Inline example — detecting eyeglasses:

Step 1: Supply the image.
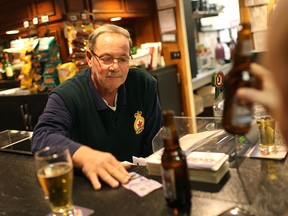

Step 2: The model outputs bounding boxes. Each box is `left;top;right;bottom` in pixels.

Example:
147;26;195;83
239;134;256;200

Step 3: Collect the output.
90;50;131;67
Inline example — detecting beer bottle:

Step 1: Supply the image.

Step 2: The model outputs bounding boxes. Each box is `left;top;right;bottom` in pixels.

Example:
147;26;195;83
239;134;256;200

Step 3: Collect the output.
222;23;259;134
161;110;191;215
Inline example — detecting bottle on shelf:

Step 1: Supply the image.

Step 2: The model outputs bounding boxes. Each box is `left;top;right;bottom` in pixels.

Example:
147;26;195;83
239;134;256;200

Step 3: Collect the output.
215;37;225;64
0;53;6;80
3;53;14;80
222;23;260;134
223;42;232;63
161;110;191;215
199;0;208;11
229;31;236;61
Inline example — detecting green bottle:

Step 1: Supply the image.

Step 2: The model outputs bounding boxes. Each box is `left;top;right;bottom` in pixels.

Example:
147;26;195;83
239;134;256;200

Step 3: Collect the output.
4;53;14;80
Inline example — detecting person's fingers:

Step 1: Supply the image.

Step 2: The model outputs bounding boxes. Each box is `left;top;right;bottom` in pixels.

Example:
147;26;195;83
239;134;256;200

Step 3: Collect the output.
97;168;120;188
86;171;102;190
107;157;130;179
237;88;271;108
105;162;130;183
121;161;131;170
250;63;271;78
82;169;101;190
111;165;130;184
115;163;130;175
77;150;132;190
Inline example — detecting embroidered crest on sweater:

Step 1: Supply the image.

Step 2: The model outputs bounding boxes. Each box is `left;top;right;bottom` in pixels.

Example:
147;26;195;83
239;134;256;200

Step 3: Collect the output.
134;111;145;134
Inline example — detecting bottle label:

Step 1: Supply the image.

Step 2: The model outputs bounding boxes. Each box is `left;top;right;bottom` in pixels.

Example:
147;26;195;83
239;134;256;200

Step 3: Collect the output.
231;95;252;126
161;168;177;200
5;66;13;78
241;39;252;56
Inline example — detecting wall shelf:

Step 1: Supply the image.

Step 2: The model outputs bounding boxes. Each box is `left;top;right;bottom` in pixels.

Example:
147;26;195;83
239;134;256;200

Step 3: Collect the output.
192;11;218;19
192;11;219;33
192;63;231;90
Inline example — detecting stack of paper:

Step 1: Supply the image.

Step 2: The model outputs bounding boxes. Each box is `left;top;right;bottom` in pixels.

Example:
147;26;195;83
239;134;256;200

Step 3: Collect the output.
146;130;230;184
146;151;229;184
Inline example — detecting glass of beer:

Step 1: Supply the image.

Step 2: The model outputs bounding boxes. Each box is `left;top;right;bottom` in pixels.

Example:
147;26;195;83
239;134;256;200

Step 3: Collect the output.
35;146;76;216
253;104;276;155
256;116;276;155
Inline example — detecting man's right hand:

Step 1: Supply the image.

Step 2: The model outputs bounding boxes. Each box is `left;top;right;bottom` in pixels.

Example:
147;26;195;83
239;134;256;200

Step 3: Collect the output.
72;146;131;190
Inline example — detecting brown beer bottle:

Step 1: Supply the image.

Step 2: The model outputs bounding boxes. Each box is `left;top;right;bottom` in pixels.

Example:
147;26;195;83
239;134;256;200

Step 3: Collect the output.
161;110;191;215
222;23;259;134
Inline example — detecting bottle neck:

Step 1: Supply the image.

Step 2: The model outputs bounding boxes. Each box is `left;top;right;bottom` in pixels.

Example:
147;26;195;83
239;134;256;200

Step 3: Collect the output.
162;127;181;150
231;23;252;59
232;38;252;67
4;54;10;64
162;110;181;150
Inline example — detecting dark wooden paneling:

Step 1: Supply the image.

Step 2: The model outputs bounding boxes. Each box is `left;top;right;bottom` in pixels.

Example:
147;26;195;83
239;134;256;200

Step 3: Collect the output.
0;0;64;38
0;0;32;29
32;0;63;22
91;0;125;13
33;0;56;16
64;0;88;13
124;0;151;12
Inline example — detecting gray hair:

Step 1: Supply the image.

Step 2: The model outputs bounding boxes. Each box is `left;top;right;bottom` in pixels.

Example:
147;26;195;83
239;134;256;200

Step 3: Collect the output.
88;24;133;52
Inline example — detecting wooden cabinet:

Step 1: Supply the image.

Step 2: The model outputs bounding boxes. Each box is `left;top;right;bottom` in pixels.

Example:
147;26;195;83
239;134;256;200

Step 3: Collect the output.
64;0;89;13
0;0;63;38
0;0;32;32
125;0;152;13
91;0;125;13
64;0;152;16
31;0;63;23
0;0;66;60
90;0;151;19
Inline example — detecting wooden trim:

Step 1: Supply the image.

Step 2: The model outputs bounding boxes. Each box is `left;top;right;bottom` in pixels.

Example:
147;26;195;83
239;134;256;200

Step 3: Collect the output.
174;0;197;131
238;0;250;23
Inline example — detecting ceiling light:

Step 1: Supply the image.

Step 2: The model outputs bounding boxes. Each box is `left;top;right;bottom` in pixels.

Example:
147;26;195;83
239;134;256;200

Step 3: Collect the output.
110;17;122;22
6;30;19;35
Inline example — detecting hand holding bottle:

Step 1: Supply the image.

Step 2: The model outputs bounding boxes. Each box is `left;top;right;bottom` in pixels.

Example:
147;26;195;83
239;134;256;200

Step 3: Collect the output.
222;23;259;134
237;63;280;122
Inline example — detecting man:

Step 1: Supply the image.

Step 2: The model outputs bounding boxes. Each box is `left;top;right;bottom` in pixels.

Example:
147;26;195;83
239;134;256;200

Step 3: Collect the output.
32;24;162;190
237;0;288;144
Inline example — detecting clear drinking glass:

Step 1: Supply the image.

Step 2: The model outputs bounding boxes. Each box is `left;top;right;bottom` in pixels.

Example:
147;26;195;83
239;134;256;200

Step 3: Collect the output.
253;104;276;155
35;146;76;216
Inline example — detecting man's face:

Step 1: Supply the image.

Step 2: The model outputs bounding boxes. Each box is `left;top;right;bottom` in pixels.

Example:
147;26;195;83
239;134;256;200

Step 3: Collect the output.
87;32;130;94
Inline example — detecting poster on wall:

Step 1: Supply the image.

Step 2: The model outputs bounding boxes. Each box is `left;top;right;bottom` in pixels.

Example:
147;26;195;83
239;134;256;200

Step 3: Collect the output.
156;0;176;10
158;8;177;33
